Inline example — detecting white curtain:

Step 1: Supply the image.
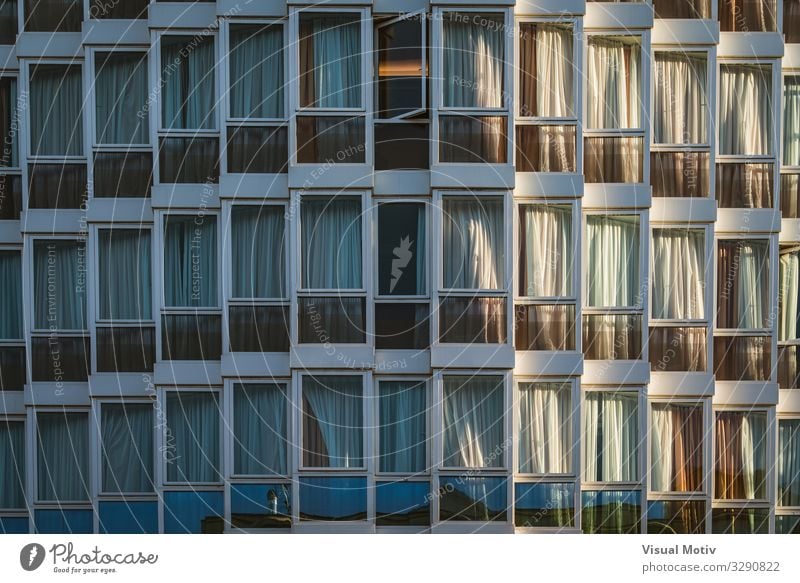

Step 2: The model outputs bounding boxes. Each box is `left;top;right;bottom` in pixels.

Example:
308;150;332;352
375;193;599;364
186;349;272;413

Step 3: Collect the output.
33;240;86;330
166;392;220;483
442;376;504;468
301;197;361;289
233;383;287;475
586;37;641;129
231;206;285;298
720;64;772;155
300;15;361;108
98;229;151;320
651;228;705;319
518;383;572;474
443;13;504;108
653;52;707;144
778;420;800;507
95;52;149;144
650;404;703;492
302;376;363;468
715;411;767;500
101;403;153;493
161;35;215;130
519;23;573;117
443;198;504;289
784;76;800;166
0;251;22;339
587;215;640;307
717;240;770;329
582;392;638;482
0;422;25;508
519;204;572;297
164;216;217;307
780;250;800;341
229;24;284;118
29;64;83;156
36;412;89;501
379;381;426;473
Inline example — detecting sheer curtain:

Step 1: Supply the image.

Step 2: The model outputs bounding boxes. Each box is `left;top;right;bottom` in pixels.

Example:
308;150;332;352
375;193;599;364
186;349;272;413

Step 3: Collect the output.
653;53;707;144
233;383;287;475
715;412;767;499
37;412;89;501
379;381;426;473
302;197;361;289
443;198;504;289
443;13;504;108
230;24;284;118
231;206;285;298
164;216;217;307
586;37;641;129
101;403;153;493
29;64;83;156
0;422;24;508
719;64;773;155
582;392;638;482
442;376;504;468
651;229;705;319
161;35;215;130
651;404;703;492
784;76;800;166
779;250;800;341
778;420;800;506
95;52;148;144
586;215;639;307
518;23;573;117
33;241;86;330
717;240;770;329
0;251;22;338
166;392;220;483
302;376;363;468
518;383;572;474
720;0;777;32
519;205;572;297
299;15;361;108
99;230;151;320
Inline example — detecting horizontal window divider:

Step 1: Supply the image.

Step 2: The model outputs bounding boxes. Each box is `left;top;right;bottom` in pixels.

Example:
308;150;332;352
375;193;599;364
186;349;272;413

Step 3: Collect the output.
780;167;800;173
157;130;219;137
778;340;800;346
226;119;287;126
0;340;25;345
161;485;224;491
713;329;772;336
378;109;428;122
96;320;156;326
584;130;645;137
161;308;222;314
28;157;86;163
295;108;366;115
716;155;776;162
711;500;771;507
31;330;88;336
514;297;577;303
296;291;367;296
297;469;368;474
228;298;289;304
373;118;429;125
513;473;576;480
651;144;710;151
97;492;157;499
437;470;510;476
92;144;152;151
375;296;429;301
648;491;708;500
439;110;509;116
33;502;93;508
229;475;291;481
649;319;708;326
515;118;578;125
439;289;510;296
0;168;21;172
583;307;643;314
579;483;644;491
374;474;431;480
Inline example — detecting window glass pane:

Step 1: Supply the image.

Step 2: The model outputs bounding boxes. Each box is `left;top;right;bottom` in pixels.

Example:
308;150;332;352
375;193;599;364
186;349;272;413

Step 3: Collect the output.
586;36;641;129
374;303;429;349
442;13;504;109
161;314;221;360
651;403;703;492
653;53;707;144
583;314;642;360
0;346;25;390
649;327;707;372
34;509;92;534
582;392;639;482
0;78;18;167
0;1;17;44
0;421;24;508
229;24;284;119
581;490;641;534
98;501;158;534
651;228;705;319
29;64;83;156
376;481;430;526
518;23;573;118
647;500;705;534
158;136;220;183
720;0;777;32
163;490;223;534
778;419;800;507
778;344;800;389
439;476;507;522
720;64;772;155
518;382;572;474
439;115;507;163
784;76;800;166
715;411;767;500
164;215;217;307
231;205;285;298
233;383;287;475
33;240;87;330
788;0;800;42
24;0;81;32
775;514;800;533
228;306;290;352
95;52;149;144
651;151;710;198
716;240;769;329
713;335;771;380
226;126;287;173
299;476;367;521
0;517;29;534
302;375;363;468
439;296;506;344
299;14;361;108
584;136;643;183
0;251;22;339
36;412;89;501
378;202;425;296
161;35;215;130
99;229;151;320
442;375;504;468
296;116;365;163
0;174;22;219
301;197;362;289
298;297;366;344
711;507;770;533
782;174;800;218
166;392;221;483
101;403;153;493
27;163;87;208
230;483;291;529
374;123;429;169
587;215;640;308
93;151;153;198
515;482;574;528
377;15;423;118
716;162;774;208
31;336;89;381
96;326;155;372
514;304;575;351
515;125;576;172
653;0;711;18
780;249;800;341
443;197;504;289
519;204;572;297
379;380;426;473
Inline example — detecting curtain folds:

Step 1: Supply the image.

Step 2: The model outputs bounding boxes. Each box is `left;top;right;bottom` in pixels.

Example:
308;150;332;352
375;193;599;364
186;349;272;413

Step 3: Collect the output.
299;15;361;108
161;36;215;130
101;403;153;493
519;204;572;297
29;65;83;156
33;240;87;330
0;251;22;338
784;76;800;166
0;422;25;508
443;198;504;289
587;36;641;129
301;197;362;289
715;411;767;500
443;376;504;468
231;206;285;298
379;381;426;473
443;13;504;108
586;215;640;307
518;23;573;117
716;240;770;329
302;376;363;468
582;392;639;482
164;216;217;307
166;392;220;483
233;383;287;475
37;412;89;501
518;383;572;474
719;64;772;155
778;420;800;507
95;52;149;144
651;229;705;319
779;250;800;341
651;404;703;492
653;52;707;144
98;229;152;320
230;24;284;118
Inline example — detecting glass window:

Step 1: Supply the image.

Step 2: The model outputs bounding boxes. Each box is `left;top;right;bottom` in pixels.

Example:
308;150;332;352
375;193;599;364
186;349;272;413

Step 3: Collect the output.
231;205;285;299
226;126;287;173
230;483;291;529
164;215;218;307
650;403;703;492
780;248;800;341
586;215;640;308
515;304;575;351
233;383;287;475
376;14;424;118
442;197;504;290
161;35;216;130
378;380;426;473
586;37;641;130
714;335;771;381
0;1;17;44
518;23;572;118
165;392;221;483
439;296;507;344
24;0;81;32
442;376;504;468
376;481;430;526
788;0;800;43
775;513;800;533
653;0;711;18
651;228;705;319
93;151;153;198
163;490;223;534
299;476;367;521
0;420;24;509
99;501;158;534
35;509;92;534
715;411;767;500
96;326;155;372
378;202;426;296
228;306;289;352
785;76;800;167
653;53;707;145
374;303;429;349
583;392;639;482
101;403;154;493
581;490;641;534
647;500;705;534
161;314;222;360
95;52;149;145
158;136;219;184
778;419;800;507
297;297;366;344
515;482;574;528
716;240;770;329
33;240;87;330
439;115;507;164
98;229;152;321
518;204;572;298
720;0;777;32
301;197;362;289
711;507;770;533
31;336;89;381
299;14;361;109
517;382;572;474
0;251;22;339
296;116;365;163
302;375;363;468
0;78;18;167
229;24;283;119
36;412;89;501
719;64;772;156
29;64;83;157
439;476;507;522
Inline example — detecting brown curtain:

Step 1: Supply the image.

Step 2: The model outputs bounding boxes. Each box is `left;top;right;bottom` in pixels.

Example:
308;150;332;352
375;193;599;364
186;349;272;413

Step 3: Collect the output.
440;296;506;343
440;116;507;164
716;163;774;208
649;327;707;372
781;174;800;218
778;345;800;389
515;304;575;350
302;394;329;467
715;412;767;500
515;125;576;172
582;313;642;360
672;406;703;491
651;151;709;197
713;335;771;380
787;0;800;42
298;17;315;107
584;136;643;183
518;23;537;117
720;0;777;32
653;0;712;18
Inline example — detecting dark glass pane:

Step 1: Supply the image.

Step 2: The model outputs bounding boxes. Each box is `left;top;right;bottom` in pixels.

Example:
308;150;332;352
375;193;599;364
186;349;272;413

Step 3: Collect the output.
226;126;288;173
299;477;367;521
439;116;507;164
778;345;800;389
647;500;706;534
96;326;155;372
713;335;771;381
716;163;774;208
375;123;429;169
296;117;365;163
775;514;800;533
515;483;575;528
376;481;431;526
159;137;219;184
0;346;25;390
711;507;770;533
31;336;89;381
230;483;291;529
584;137;644;183
438;477;507;522
93;151;153;198
515;304;575;350
649;327;708;372
654;0;712;18
24;0;81;32
0;174;22;219
98;501;158;534
0;517;28;533
378;202;425;295
28;163;87;209
228;305;290;352
298;297;366;344
582;314;642;360
720;0;777;32
581;490;641;534
377;15;423;117
651;151;710;197
163;491;224;534
515;125;576;172
788;0;800;43
439;296;507;343
34;509;92;534
161;314;222;360
375;303;429;349
781;174;800;218
0;1;17;43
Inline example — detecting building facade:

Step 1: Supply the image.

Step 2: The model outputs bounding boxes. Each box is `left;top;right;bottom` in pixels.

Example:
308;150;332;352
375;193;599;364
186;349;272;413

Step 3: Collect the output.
0;0;799;534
